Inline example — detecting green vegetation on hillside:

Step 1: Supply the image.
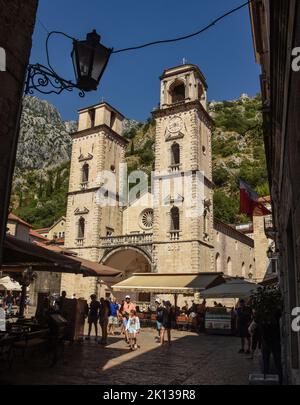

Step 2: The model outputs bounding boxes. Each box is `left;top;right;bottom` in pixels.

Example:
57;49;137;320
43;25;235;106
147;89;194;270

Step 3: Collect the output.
211;94;269;223
12;162;69;229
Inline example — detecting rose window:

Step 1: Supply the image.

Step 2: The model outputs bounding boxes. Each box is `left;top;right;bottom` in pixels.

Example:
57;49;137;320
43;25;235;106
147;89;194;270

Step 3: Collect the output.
140;209;154;230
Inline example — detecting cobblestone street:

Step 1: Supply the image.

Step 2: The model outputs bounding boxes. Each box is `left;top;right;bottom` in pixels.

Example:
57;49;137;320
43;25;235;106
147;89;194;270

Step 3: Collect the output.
2;328;259;385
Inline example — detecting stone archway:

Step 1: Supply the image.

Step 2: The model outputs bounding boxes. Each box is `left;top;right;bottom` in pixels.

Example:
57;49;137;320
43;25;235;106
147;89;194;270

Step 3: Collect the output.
100;246;153;304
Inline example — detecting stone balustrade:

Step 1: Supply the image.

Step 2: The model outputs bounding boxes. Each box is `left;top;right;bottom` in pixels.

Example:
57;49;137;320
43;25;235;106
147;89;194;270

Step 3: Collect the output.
100;233;153;247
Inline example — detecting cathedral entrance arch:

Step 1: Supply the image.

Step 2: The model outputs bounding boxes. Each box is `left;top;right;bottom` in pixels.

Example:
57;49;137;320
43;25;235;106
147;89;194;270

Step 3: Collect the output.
100;247;153;303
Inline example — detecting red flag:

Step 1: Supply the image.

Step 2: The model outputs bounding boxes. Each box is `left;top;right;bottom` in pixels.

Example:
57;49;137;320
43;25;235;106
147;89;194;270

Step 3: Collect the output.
239;179;258;217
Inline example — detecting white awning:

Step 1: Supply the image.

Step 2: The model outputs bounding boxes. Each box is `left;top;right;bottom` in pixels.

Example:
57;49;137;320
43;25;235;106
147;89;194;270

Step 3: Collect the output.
200;278;258;299
0;276;22;291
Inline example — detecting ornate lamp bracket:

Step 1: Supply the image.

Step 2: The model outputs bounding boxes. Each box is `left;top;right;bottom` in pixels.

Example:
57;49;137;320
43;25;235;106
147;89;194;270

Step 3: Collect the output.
25;63;85;98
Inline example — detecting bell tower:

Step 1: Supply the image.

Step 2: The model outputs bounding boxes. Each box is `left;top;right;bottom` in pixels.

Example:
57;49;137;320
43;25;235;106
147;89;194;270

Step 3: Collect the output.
152;64;214;273
62;102;128;297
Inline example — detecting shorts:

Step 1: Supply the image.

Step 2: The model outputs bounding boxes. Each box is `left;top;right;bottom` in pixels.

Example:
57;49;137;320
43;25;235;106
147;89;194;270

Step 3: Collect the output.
156;321;162;330
122;318;128;328
109;316;119;326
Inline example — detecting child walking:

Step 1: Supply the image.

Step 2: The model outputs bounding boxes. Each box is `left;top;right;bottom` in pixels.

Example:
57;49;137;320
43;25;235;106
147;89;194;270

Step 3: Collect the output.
126;309;140;351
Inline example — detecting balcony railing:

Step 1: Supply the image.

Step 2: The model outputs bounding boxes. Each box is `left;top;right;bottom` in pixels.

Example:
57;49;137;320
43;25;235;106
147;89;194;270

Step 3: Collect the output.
80;181;88;190
76;238;85;246
169;164;181;172
169;230;180;241
100;233;153;247
264;215;276;239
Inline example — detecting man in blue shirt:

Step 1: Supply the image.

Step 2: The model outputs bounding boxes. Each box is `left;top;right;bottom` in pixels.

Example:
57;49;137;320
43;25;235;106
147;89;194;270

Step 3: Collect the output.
108;297;120;336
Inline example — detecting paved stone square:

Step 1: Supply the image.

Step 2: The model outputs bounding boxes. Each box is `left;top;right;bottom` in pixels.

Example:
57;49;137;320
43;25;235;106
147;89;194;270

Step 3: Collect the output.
1;327;260;385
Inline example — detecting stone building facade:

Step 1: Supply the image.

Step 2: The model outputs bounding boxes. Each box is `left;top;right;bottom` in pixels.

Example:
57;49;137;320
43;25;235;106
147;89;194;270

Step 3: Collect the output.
0;0;39;266
62;64;260;304
250;0;300;384
214;218;255;280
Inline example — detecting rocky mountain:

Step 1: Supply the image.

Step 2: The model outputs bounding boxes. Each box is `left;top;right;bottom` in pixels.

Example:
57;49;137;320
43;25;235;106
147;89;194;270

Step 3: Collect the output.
15;96;76;173
12;94;268;228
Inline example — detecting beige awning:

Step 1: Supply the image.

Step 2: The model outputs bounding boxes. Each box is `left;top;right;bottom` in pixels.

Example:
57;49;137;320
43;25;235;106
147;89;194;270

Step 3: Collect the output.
112;272;224;294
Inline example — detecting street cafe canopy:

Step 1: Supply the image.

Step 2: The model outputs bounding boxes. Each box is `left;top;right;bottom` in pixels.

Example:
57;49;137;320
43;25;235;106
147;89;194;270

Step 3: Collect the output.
112;272;225;295
2;235;121;278
0;276;22;291
200;278;259;299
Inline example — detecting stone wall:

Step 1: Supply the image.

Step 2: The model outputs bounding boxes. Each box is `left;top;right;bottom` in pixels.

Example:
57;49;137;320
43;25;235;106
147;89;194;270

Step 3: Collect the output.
250;0;300;384
214;218;255;279
0;0;39;264
122;192;153;234
252;214;271;282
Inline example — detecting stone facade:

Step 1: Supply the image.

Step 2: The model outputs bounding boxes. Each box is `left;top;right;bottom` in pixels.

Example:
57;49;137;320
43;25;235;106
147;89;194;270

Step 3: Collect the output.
61;103;127;297
61;64;260;304
252;214;272;282
214;218;255;279
152;65;214;275
0;0;39;265
250;0;300;384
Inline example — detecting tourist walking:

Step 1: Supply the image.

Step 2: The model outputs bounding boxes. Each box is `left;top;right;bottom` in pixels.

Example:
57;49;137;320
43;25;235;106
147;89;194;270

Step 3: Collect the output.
160;301;172;345
4;291;14;316
86;294;100;341
155;298;163;342
121;295;136;343
126;309;140;351
119;300;125;336
24;295;30;316
108;297;119;336
196;299;207;332
99;298;111;345
56;291;67;314
236;299;252;354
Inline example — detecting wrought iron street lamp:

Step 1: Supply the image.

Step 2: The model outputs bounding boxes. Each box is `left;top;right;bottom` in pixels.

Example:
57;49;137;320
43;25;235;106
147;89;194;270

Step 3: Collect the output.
72;30;112;92
25;30;112;97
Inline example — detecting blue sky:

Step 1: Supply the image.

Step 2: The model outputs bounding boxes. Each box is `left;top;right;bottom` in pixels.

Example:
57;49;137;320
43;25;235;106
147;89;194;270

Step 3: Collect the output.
30;0;260;122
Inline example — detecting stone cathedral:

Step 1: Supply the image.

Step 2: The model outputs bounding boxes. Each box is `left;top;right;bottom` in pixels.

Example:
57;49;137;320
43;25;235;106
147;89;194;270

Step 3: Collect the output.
61;64;265;303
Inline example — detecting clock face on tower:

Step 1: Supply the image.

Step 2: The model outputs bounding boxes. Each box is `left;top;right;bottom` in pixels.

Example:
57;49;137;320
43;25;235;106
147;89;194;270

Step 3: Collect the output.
167;116;183;134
